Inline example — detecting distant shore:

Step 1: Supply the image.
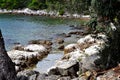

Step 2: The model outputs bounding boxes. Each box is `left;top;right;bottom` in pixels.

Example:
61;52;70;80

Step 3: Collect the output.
0;8;90;19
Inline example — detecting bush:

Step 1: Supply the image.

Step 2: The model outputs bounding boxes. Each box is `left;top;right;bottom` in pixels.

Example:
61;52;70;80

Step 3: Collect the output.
59;10;65;15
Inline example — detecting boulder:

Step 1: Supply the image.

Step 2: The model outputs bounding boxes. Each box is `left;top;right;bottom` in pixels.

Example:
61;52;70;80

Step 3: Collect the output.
63;49;85;60
0;30;17;80
17;70;39;80
48;60;79;78
8;44;48;71
24;44;47;52
64;44;79;54
80;54;100;72
17;70;69;80
51;33;108;79
28;39;52;52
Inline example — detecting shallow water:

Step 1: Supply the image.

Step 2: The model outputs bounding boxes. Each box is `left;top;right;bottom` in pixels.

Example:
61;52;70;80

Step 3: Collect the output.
0;14;80;50
0;14;80;72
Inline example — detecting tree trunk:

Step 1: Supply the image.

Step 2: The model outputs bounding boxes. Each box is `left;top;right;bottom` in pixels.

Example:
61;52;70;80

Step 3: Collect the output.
0;30;17;80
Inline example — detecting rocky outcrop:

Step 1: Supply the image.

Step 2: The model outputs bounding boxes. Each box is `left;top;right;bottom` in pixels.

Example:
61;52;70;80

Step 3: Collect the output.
8;44;49;72
48;60;79;78
48;33;108;79
17;70;73;80
0;30;17;80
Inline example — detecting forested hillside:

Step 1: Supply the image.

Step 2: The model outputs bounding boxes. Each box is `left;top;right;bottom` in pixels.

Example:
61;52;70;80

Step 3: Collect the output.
0;0;90;14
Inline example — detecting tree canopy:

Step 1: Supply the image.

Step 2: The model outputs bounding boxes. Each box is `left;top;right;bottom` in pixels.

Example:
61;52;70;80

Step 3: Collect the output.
0;0;90;14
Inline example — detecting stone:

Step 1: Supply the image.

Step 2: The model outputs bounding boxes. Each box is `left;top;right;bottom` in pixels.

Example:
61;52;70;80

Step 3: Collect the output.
58;76;71;80
64;44;79;54
48;33;109;80
13;44;24;51
17;70;39;80
36;73;47;80
56;38;64;44
0;30;17;80
96;70;120;80
45;75;60;80
71;78;79;80
58;45;64;50
24;44;47;52
84;45;101;56
28;40;52;52
68;31;84;35
29;74;37;80
48;60;79;78
63;49;85;61
8;45;48;71
28;39;52;46
65;34;71;37
80;54;100;72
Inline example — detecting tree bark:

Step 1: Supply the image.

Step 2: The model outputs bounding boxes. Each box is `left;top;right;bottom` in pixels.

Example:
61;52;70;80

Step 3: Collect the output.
0;30;17;80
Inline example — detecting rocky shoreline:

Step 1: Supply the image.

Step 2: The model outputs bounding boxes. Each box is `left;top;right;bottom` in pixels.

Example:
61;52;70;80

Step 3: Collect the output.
13;32;117;80
0;23;120;80
0;10;120;80
15;31;120;80
0;8;90;19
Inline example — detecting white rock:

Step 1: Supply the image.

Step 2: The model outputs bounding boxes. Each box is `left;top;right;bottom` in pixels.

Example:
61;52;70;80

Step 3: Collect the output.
64;49;85;61
110;22;116;31
24;44;47;52
77;35;95;45
84;35;95;42
84;45;101;56
65;44;78;49
55;60;77;69
81;15;90;18
8;50;39;60
64;43;79;54
97;33;108;42
73;14;80;18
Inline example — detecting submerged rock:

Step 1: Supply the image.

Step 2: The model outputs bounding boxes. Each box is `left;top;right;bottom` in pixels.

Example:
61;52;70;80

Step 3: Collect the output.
0;30;17;80
58;44;64;50
55;38;64;44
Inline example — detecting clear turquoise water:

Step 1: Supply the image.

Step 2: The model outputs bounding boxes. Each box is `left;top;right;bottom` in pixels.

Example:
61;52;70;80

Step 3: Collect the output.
0;14;80;73
0;14;79;50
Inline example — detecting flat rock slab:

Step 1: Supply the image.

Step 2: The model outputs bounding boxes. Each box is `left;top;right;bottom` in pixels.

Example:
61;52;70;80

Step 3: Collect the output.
8;44;48;71
48;60;79;77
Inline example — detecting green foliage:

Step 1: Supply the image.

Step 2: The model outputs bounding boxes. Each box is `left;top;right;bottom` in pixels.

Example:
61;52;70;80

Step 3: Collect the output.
0;0;30;9
59;9;65;15
87;0;120;70
0;0;90;14
86;0;120;33
91;0;120;23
